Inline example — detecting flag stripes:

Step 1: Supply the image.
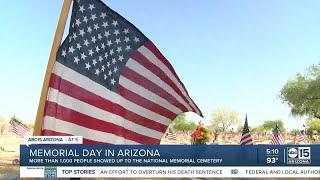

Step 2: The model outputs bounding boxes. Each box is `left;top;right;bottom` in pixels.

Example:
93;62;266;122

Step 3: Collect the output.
9;122;29;137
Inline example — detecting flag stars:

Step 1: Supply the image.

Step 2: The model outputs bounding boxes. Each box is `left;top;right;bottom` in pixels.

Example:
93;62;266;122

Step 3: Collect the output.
116;46;122;53
118;55;124;61
104;52;108;59
123;28;129;34
68;46;75;53
101;65;105;71
79;29;85;37
112;58;116;64
72;32;77;40
91;36;97;43
124;37;130;43
134;37;140;42
79;6;85;13
75;19;81;26
125;45;131;51
113;67;118;73
87;26;92;33
85;62;91;70
83;39;89;46
114;29;120;36
88;4;95;11
93;24;99;30
109;49;114;55
92;59;97;66
95;46;100;53
104;74;107;80
95;69;100;75
88;49;94;56
76;43;82;50
112;20;118;27
111;78;115;85
100;12;107;19
101;43;106;50
104;31;110;38
102;22;109;28
74;56;80;64
106;61;110;68
107;40;112;47
97;33;102;40
98;56;103;62
61;50;67;57
90;14;97;21
115;38;121;44
108;70;112;76
83;16;88;23
81;53;87;60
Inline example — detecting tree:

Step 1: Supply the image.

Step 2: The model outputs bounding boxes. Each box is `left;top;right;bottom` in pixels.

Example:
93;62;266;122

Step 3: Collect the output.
251;125;267;134
171;114;197;132
262;120;285;133
306;118;320;135
209;108;240;134
280;64;320;118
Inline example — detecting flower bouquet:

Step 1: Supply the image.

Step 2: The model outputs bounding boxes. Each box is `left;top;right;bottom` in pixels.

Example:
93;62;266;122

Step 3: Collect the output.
191;124;210;144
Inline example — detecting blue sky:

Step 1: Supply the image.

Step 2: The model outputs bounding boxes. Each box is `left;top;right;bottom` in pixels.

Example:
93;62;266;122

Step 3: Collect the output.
0;0;319;130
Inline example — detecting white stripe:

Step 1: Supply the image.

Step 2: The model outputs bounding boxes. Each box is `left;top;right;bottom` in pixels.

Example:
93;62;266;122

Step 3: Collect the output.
119;76;182;114
43;116;139;144
53;62;171;126
125;59;192;112
138;46;200;114
47;88;163;140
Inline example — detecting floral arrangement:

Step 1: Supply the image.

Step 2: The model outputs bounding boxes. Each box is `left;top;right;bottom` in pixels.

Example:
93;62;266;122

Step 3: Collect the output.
191;124;210;144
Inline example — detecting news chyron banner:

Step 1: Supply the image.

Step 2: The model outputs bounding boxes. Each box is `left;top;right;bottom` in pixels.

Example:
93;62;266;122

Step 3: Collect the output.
20;137;320;178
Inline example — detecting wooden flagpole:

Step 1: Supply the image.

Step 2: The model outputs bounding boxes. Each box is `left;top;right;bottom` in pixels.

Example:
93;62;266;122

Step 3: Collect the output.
33;0;72;135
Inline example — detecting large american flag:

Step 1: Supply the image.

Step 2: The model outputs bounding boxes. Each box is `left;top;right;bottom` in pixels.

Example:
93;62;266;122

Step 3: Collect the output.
41;0;202;144
240;115;253;145
271;124;285;145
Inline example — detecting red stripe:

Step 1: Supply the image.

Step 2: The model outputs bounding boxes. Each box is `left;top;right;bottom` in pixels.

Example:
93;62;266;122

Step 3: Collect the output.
118;85;177;120
49;74;168;133
131;51;192;112
121;67;188;113
143;41;202;116
44;101;159;144
41;130;106;144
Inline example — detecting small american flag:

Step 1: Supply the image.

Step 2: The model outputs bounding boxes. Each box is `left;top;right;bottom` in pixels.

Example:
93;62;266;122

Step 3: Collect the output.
240;115;253;145
166;129;177;141
9;117;29;137
41;0;202;144
294;132;310;144
271;124;285;145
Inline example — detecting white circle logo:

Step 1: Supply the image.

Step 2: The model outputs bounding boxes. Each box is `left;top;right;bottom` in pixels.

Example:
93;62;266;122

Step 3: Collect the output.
288;148;298;158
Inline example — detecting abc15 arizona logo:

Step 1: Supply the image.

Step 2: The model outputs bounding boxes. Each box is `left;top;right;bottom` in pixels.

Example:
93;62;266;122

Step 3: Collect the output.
287;147;311;164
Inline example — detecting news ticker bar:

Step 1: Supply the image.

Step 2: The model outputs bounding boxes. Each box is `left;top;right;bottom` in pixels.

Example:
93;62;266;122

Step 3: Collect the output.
20;144;320;166
20;166;320;178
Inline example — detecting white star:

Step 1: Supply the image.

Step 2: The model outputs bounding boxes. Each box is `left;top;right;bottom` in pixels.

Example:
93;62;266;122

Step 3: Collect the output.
101;65;105;71
112;58;116;64
104;31;110;38
102;22;109;28
61;50;67;57
75;19;81;26
104;74;108;80
83;16;88;23
110;49;114;55
134;37;140;42
87;26;92;33
95;68;100;75
68;46;75;53
68;36;72;42
111;78;115;85
95;46;100;53
125;45;131;51
92;59;97;66
112;20;118;27
118;55;124;61
108;70;112;76
115;38;121;44
72;32;77;40
81;53;87;60
90;14;97;21
107;40;112;47
100;12;106;19
79;6;85;13
116;46;122;53
113;29;120;36
79;29;85;37
124;37;130;43
98;56;103;62
88;4;95;11
74;56;80;64
93;24;99;30
113;66;118;73
85;62;91;70
101;43;106;50
91;36;96;43
104;52;108;59
83;39;89;46
97;33;102;40
88;49;94;56
76;43;82;50
107;62;111;68
123;28;129;34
